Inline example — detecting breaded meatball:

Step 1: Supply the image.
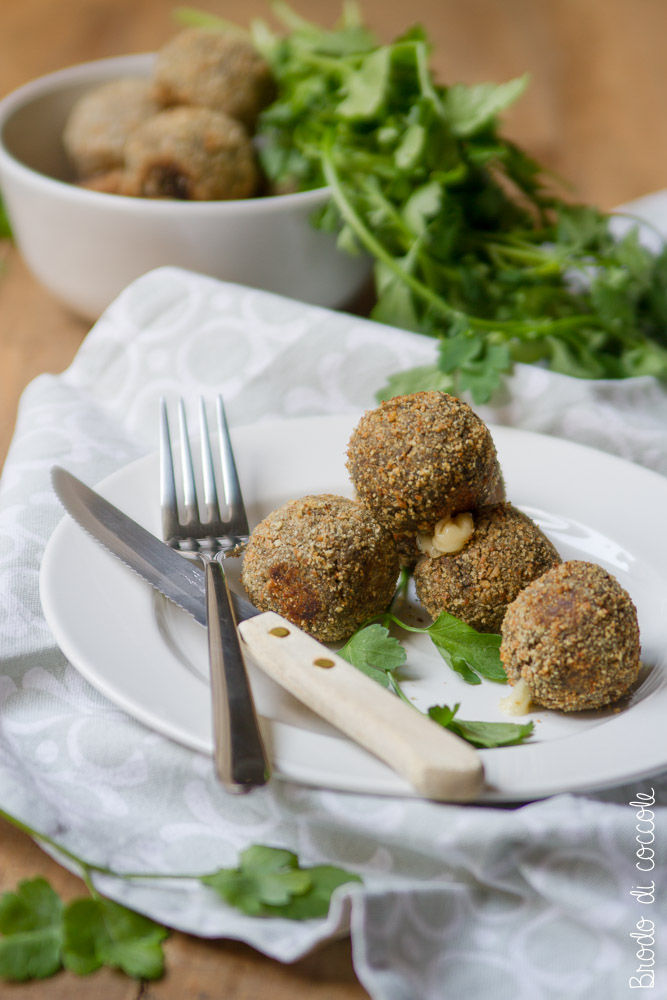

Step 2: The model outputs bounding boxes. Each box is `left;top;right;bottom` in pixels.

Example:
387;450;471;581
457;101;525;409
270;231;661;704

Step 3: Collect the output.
122;106;258;200
500;560;641;711
346;391;504;564
63;77;163;179
241;494;399;642
414;503;561;633
153;28;276;131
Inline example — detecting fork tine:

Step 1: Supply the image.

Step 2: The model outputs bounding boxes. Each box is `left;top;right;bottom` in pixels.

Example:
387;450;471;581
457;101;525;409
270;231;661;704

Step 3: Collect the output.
158;396;269;790
177;399;202;534
199;397;223;526
159;397;180;544
216;396;249;536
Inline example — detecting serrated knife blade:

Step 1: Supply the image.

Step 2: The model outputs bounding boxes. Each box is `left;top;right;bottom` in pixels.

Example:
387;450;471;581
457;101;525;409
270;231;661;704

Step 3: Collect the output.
51;465;258;626
50;465;484;802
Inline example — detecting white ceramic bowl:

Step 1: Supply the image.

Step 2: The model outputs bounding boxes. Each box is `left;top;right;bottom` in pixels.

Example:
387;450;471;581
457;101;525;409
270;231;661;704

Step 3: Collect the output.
0;54;370;320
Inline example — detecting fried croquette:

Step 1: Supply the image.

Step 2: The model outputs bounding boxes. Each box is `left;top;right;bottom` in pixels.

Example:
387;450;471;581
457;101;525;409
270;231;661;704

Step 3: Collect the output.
153;27;276;130
122;106;258;200
500;560;641;711
241;494;400;642
346;391;504;564
414;502;561;632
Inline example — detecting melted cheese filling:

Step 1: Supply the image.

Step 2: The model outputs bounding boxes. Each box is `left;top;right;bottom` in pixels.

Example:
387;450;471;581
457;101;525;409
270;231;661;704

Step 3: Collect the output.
500;678;533;716
417;512;474;557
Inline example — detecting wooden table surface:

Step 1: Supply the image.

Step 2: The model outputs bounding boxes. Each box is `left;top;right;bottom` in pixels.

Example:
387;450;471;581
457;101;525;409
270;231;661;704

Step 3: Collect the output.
0;1;665;996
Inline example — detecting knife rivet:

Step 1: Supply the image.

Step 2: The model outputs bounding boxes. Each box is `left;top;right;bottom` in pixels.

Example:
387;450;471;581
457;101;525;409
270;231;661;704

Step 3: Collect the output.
269;626;290;638
313;657;335;669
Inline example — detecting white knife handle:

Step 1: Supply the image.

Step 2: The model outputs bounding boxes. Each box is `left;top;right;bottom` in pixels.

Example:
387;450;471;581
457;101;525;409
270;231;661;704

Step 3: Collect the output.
238;611;484;802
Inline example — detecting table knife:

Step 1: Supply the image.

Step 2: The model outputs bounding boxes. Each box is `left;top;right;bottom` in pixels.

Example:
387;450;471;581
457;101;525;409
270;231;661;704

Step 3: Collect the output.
51;466;484;802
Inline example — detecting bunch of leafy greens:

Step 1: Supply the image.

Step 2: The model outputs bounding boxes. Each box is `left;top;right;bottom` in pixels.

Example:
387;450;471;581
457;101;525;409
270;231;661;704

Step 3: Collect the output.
179;2;667;402
0;806;360;983
338;618;534;747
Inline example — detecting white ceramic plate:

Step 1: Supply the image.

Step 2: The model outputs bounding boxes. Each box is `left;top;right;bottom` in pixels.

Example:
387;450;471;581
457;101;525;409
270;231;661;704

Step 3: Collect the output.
40;414;667;802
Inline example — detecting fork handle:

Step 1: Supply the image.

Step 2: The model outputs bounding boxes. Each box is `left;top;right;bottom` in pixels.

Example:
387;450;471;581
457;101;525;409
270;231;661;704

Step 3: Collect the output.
238;611;484;802
205;560;270;792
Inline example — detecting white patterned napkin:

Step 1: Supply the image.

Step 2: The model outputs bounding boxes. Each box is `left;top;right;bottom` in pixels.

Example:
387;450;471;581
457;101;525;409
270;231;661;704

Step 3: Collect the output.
1;193;667;1000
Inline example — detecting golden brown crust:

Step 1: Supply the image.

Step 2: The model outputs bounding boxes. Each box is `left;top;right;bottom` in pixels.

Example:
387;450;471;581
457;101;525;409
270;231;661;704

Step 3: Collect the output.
241;494;399;642
346;391;503;556
500;560;641;711
153;27;276;130
122;106;258;200
414;503;561;632
63;77;163;178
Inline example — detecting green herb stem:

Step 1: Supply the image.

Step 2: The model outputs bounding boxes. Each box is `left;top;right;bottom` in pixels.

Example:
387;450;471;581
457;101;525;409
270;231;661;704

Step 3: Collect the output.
0;804;224;885
321;145;465;323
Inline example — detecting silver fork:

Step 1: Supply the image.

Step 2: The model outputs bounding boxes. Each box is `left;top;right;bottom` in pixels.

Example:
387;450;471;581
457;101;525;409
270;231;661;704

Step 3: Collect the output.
159;396;270;793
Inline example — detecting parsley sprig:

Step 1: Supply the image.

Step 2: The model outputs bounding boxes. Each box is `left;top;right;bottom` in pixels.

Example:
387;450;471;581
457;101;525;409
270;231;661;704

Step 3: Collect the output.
0;805;360;983
241;3;667;402
203;845;361;919
0;877;168;982
338;615;534;748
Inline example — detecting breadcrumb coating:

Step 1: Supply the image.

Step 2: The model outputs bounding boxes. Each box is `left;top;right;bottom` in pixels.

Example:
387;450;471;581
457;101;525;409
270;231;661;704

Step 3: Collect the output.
346;391;504;564
154;27;276;130
500;560;641;711
122;106;258;200
63;77;163;178
241;494;399;642
414;503;561;632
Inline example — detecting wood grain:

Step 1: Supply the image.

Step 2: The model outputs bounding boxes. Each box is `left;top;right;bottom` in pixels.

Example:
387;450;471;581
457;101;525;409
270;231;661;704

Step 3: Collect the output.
0;0;665;994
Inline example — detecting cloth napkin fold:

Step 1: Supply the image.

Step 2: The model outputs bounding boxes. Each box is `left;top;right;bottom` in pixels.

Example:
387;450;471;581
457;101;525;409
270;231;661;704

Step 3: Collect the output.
1;192;666;999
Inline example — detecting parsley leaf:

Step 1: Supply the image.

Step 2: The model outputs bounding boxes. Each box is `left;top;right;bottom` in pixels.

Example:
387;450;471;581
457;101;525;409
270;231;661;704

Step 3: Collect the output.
338;622;406;688
62;898;167;979
0;877;168;982
264;865;362;920
375;364;455;401
201;845;361;920
427;612;507;684
340;614;532;747
337;46;392;119
428;703;534;747
442;75;529;137
0;879;63;982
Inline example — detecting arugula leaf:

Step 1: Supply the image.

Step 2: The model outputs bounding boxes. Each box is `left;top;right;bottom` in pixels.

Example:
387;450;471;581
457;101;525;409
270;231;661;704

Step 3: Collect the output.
0;879;63;981
338;622;406;688
426;613;507;684
428;703;534;747
201;845;361;920
62;898;167;979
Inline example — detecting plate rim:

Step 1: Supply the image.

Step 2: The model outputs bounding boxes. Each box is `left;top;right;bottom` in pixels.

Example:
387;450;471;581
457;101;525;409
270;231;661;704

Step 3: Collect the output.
40;414;667;802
